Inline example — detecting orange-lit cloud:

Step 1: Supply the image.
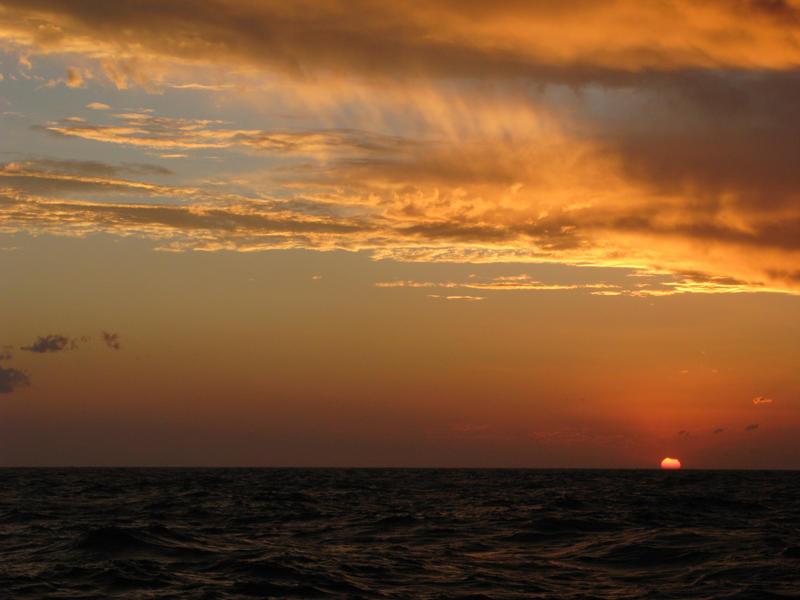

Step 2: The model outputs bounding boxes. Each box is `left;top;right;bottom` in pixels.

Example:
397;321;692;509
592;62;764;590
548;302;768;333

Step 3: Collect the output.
42;113;420;158
3;152;800;295
4;0;800;83
44;66;85;88
376;276;619;293
2;2;800;296
753;396;774;405
427;294;485;301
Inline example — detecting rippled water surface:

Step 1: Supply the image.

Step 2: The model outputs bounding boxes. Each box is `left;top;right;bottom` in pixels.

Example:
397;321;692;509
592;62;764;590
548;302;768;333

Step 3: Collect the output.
2;468;799;599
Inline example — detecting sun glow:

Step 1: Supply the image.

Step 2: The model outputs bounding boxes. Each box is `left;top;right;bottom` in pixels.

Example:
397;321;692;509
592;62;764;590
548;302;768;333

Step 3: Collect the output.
660;457;682;469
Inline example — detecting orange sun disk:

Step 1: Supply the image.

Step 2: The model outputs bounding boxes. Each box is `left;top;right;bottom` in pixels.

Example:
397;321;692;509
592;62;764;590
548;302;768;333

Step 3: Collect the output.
660;457;682;469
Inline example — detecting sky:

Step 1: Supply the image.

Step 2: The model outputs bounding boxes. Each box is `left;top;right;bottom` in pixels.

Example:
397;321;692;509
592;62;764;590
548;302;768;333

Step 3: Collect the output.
1;0;799;467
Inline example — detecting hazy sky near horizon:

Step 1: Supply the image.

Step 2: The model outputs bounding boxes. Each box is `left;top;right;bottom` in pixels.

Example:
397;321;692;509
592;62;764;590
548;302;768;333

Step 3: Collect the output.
1;0;799;467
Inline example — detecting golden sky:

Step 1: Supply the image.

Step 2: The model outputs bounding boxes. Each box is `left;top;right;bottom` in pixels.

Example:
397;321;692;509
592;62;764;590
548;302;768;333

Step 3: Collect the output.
1;0;799;466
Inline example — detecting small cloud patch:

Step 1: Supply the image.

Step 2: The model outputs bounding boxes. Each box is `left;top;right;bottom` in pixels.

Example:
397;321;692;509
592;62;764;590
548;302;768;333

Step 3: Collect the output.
745;424;759;431
0;365;30;394
102;331;121;350
66;67;84;88
21;334;72;353
713;428;724;434
753;396;773;405
85;102;110;110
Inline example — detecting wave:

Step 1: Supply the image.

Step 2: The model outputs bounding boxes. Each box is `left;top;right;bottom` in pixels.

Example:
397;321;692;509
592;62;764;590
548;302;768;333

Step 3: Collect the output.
1;468;798;599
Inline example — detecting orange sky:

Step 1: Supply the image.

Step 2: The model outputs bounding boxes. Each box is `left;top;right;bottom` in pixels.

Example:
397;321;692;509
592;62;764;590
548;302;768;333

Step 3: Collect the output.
1;1;799;466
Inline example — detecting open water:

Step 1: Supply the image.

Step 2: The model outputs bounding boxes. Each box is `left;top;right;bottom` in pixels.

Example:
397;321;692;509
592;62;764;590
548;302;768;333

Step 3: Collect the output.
1;468;799;599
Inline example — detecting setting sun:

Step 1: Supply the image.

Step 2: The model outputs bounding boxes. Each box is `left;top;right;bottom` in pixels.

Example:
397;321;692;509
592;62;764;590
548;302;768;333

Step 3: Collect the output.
660;457;682;469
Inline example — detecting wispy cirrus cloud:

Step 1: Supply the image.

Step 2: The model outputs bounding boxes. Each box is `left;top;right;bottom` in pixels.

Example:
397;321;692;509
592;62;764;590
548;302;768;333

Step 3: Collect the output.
41;113;422;157
376;275;619;293
0;159;186;199
2;2;800;296
4;0;800;85
427;294;485;301
3;152;800;296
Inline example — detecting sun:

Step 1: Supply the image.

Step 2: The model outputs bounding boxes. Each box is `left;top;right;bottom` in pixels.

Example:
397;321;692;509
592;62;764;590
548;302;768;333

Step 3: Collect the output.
660;457;682;469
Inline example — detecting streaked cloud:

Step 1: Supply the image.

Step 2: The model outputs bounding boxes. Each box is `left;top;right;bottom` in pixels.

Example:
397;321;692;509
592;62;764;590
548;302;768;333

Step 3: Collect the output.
3;152;800;296
376;275;619;293
713;428;724;434
1;2;799;297
427;294;485;301
4;0;800;84
745;424;760;431
753;396;774;405
0;159;184;199
41;113;420;157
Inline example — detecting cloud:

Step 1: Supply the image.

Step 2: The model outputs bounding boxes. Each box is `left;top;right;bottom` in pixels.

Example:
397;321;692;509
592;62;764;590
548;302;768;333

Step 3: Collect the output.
745;424;760;431
0;365;30;394
0;348;31;394
102;331;121;350
41;113;419;157
85;102;110;110
44;66;86;88
6;158;172;178
713;428;724;434
0;159;185;198
427;294;485;301
753;396;774;405
21;334;72;353
377;275;620;293
4;158;800;297
66;66;84;87
5;0;800;87
2;3;800;296
25;99;800;296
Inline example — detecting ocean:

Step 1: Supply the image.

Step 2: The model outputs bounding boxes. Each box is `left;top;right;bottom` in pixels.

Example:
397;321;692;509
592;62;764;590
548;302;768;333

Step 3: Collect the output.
1;468;799;599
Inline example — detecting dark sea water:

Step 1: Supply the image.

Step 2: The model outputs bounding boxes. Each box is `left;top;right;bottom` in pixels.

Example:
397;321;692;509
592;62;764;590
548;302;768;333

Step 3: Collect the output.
1;469;799;599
